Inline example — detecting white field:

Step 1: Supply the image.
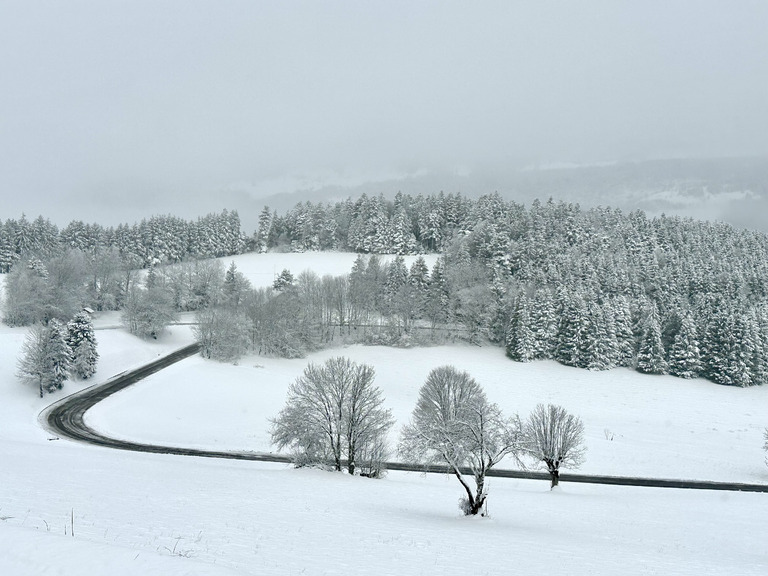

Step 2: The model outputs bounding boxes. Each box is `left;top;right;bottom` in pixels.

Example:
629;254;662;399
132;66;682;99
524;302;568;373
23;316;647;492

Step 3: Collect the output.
1;252;767;575
183;251;441;290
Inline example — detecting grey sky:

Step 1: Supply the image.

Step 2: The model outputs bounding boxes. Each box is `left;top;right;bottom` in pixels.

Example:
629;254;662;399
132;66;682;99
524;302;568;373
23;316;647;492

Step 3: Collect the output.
1;1;767;230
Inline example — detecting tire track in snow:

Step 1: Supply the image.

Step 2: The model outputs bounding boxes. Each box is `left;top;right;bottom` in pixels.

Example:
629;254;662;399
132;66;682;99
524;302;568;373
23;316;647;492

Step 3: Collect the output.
40;344;768;493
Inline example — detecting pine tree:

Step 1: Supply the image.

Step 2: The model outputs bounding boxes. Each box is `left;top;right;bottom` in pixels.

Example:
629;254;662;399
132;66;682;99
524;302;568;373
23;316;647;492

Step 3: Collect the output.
408;257;430;320
67;312;99;379
0;225;17;273
506;294;536;362
722;313;755;387
272;269;295;292
529;288;557;360
612;296;637;368
582;302;620;371
47;319;72;389
668;312;702;379
383;256;409;317
701;305;733;385
388;209;417;255
425;258;450;329
636;309;668;375
555;290;587;367
750;307;768;386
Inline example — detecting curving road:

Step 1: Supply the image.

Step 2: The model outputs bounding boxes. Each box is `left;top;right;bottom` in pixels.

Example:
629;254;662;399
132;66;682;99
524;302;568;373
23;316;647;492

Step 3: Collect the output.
41;344;768;493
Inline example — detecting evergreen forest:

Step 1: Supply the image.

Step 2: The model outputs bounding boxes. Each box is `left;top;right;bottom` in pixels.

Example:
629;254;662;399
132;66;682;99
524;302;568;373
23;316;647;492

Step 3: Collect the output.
3;192;768;387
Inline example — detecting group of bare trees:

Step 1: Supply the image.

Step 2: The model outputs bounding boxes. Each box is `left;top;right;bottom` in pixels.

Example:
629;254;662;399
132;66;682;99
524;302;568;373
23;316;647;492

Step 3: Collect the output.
271;358;586;516
270;357;394;478
399;366;585;515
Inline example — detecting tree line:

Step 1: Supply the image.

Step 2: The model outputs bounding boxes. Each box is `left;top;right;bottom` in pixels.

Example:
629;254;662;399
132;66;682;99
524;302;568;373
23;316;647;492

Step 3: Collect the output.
5;192;768;387
0;209;246;275
250;192;768;387
262;192;768;387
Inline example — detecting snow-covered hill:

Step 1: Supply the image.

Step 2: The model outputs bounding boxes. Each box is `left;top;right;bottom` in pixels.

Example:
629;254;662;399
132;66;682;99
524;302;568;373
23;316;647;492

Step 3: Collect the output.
86;343;768;484
1;252;766;575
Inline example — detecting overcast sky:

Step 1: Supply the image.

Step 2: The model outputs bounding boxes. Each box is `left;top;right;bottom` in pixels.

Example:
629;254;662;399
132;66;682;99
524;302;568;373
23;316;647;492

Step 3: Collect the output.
1;1;767;229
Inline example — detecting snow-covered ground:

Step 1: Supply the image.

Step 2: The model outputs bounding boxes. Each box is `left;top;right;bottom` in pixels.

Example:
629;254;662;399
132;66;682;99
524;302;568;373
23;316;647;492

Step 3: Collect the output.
1;253;767;575
86;344;768;484
183;251;440;290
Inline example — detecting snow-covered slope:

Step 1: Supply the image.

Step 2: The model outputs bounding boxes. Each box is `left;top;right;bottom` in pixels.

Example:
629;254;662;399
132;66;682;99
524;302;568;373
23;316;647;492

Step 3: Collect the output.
86;344;768;484
1;251;767;575
199;251;439;290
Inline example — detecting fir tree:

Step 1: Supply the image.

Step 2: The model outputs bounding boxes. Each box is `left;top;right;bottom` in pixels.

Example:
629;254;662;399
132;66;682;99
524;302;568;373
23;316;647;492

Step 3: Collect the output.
722;313;755;387
750;308;768;386
636;309;668;375
529;288;557;360
272;269;295;292
223;261;250;308
506;294;536;362
582;302;620;371
668;312;702;379
612;296;637;368
408;257;430;320
66;312;99;380
388;208;417;255
425;258;450;329
555;290;587;368
701;306;733;385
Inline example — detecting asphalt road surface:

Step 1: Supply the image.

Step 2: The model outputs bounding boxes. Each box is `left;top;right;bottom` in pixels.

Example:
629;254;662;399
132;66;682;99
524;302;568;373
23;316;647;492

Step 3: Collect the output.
40;344;768;493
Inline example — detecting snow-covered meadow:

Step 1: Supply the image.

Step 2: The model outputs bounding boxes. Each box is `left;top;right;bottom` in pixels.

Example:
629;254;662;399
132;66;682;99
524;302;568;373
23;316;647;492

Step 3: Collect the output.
1;253;767;575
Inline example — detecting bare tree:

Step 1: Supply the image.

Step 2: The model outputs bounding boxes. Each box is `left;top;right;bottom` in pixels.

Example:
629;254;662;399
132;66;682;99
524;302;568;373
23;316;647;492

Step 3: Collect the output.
194;306;250;363
523;403;586;489
121;283;178;339
399;366;523;516
270;357;393;475
17;320;72;397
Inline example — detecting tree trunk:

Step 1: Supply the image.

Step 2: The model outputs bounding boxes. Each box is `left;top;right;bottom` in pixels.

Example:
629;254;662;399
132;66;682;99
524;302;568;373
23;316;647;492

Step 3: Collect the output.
472;474;487;515
451;466;487;515
549;468;559;489
347;440;356;475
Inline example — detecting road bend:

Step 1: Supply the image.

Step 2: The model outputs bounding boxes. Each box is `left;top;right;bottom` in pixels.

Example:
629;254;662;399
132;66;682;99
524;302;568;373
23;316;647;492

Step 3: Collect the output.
40;344;768;493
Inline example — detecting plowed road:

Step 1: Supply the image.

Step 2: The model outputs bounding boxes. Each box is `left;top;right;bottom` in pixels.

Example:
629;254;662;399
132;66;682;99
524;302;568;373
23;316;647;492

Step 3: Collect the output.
41;344;768;493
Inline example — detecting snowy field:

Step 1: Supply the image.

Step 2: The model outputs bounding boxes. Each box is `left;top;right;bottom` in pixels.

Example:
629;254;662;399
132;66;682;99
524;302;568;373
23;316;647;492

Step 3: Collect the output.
87;344;768;484
1;253;767;575
181;251;440;290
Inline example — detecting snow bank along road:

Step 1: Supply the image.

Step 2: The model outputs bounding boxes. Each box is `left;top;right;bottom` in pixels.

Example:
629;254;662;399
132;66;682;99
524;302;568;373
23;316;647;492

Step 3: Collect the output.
41;345;768;493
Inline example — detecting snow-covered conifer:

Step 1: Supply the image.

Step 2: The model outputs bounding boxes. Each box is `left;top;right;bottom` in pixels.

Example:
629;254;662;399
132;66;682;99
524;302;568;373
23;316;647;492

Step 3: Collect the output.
506;294;536;362
529;288;557;360
636;309;668;374
67;311;99;379
668;312;702;379
272;269;295;292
